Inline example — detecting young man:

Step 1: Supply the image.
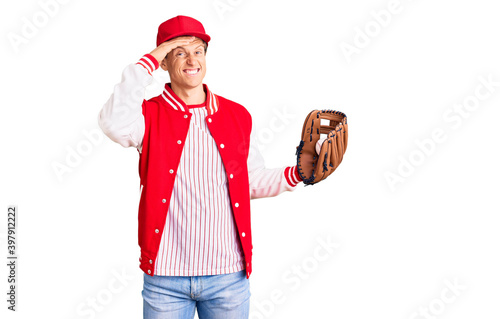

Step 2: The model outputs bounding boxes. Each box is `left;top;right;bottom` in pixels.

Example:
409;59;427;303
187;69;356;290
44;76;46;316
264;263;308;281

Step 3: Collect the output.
98;15;302;318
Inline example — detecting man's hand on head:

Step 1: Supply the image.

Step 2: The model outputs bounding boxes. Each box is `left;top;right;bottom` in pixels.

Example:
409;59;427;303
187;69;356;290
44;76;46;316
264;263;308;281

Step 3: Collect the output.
149;36;196;66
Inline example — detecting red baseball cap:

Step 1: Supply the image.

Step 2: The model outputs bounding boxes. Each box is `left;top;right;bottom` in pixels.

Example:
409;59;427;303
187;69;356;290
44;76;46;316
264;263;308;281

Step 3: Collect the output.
156;15;211;47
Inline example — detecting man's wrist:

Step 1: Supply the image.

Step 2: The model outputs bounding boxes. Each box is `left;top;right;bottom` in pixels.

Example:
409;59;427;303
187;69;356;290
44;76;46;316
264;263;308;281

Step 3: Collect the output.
136;54;160;75
285;165;302;187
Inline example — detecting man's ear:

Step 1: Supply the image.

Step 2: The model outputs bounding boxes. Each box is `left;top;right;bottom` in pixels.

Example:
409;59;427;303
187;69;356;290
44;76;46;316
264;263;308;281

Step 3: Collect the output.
160;58;168;71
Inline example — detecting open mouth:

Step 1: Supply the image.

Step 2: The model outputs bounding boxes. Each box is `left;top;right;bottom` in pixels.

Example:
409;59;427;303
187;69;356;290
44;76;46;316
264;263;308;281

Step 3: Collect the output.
183;68;200;76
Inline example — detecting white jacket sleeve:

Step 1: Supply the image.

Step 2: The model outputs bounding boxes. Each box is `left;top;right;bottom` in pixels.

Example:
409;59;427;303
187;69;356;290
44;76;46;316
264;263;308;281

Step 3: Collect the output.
247;127;302;199
97;54;159;151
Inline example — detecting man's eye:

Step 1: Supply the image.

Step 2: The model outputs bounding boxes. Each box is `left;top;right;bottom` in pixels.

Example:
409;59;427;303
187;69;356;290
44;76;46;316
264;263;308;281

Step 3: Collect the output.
196;51;202;54
177;52;185;56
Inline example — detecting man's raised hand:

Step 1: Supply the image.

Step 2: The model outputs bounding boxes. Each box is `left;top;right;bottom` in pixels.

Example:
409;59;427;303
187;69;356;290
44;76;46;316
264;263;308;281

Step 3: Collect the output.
149;36;196;64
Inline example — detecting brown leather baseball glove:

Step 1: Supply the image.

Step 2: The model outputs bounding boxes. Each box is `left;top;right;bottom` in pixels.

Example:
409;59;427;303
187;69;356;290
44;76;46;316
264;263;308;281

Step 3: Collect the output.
296;109;348;185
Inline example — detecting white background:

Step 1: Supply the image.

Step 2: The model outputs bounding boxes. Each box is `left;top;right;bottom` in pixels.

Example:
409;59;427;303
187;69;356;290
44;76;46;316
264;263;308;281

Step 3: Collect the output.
1;0;499;318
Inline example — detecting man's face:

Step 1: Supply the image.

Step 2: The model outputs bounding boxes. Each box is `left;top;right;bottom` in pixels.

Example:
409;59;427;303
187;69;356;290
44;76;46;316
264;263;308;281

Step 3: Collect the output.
161;37;207;90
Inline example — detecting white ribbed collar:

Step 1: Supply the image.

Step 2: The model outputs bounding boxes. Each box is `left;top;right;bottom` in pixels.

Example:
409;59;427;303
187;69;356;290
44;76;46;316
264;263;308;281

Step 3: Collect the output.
161;83;219;115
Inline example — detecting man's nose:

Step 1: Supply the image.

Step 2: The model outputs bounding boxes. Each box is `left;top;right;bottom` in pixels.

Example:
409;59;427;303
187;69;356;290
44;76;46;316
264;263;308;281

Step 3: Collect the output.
186;54;195;65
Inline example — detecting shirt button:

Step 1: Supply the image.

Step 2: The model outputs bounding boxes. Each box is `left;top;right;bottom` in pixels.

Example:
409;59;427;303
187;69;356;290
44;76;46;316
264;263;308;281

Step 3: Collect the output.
184;114;188;118
149;260;153;264
177;140;182;144
242;232;246;237
155;229;159;233
229;174;234;179
246;262;250;267
220;143;225;148
235;203;239;207
169;169;174;174
208;118;212;123
162;199;166;203
148;270;151;274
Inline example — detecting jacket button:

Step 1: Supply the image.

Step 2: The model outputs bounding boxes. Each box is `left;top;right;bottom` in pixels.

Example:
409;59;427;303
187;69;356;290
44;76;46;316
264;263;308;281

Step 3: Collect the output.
184;114;188;118
208;118;212;123
242;232;246;237
148;270;151;274
177;140;182;144
229;174;234;179
220;143;225;148
149;260;153;264
155;229;159;233
169;169;174;174
162;199;166;203
235;203;239;207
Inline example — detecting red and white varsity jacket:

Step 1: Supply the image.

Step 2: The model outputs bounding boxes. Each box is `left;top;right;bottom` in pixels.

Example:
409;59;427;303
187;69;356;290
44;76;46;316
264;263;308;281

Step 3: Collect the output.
98;54;302;279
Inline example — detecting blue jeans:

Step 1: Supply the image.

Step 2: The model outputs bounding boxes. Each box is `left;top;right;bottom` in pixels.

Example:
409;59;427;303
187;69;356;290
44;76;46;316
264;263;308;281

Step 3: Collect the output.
142;270;250;319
